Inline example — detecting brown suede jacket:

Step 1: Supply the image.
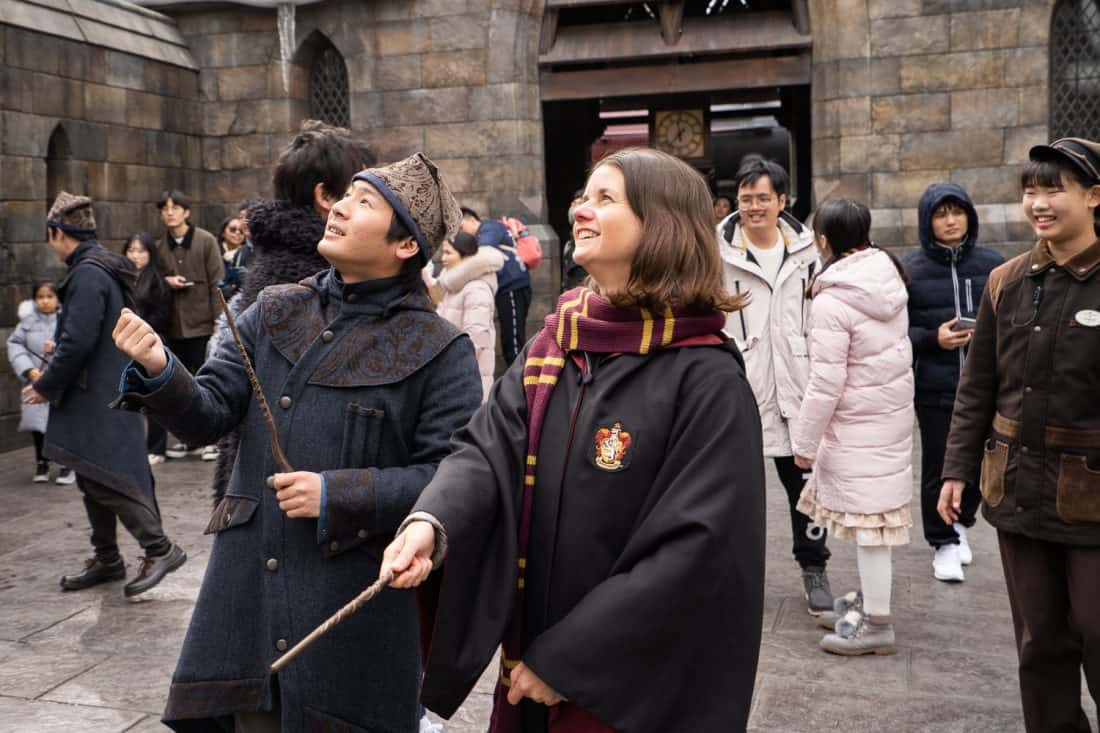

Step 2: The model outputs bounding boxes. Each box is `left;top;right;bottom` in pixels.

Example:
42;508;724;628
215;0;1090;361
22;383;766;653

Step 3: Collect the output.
943;238;1100;546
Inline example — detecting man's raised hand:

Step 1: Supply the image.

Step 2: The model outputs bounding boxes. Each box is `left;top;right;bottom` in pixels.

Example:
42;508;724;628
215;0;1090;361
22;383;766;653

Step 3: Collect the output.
113;308;168;377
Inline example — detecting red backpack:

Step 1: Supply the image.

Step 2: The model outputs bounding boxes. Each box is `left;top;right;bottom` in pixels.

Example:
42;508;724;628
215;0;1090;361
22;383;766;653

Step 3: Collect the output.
501;216;542;270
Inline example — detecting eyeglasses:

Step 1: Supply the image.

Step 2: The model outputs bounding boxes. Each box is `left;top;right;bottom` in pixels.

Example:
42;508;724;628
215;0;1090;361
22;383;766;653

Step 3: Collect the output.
737;195;775;208
227;227;241;234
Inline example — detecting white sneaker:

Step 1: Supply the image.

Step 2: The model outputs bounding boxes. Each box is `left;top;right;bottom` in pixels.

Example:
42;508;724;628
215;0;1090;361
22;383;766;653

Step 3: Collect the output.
419;716;444;733
200;445;219;461
55;468;76;485
165;443;202;459
953;522;972;565
148;454;166;466
933;544;965;582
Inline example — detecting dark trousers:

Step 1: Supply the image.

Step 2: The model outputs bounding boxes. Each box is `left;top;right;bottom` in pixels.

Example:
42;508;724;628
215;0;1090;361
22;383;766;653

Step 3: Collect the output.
146;419;167;456
168;335;210;375
77;474;171;562
999;530;1100;733
496;286;532;367
32;431;45;464
916;402;981;547
775;455;830;569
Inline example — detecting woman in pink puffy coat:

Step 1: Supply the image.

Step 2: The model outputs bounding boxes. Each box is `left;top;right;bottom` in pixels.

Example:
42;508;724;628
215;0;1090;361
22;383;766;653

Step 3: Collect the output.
428;230;505;401
791;198;914;657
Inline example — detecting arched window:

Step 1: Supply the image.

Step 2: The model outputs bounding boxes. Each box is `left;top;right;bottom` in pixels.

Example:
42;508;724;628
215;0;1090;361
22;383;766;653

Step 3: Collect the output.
46;124;74;207
1051;0;1100;139
309;40;350;128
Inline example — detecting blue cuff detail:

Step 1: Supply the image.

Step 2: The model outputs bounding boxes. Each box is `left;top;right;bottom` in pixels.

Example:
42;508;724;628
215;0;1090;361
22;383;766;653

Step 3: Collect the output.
119;352;175;393
317;473;329;544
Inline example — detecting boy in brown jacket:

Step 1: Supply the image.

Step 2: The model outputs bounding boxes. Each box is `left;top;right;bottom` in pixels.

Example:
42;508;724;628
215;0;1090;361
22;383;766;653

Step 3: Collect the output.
940;138;1100;732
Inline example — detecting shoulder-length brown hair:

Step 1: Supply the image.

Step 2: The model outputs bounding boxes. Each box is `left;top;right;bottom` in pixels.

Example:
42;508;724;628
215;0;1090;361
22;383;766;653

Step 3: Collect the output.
590;147;746;313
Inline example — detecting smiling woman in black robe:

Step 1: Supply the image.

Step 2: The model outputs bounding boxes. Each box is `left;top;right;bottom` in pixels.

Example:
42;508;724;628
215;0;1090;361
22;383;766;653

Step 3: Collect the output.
383;148;767;733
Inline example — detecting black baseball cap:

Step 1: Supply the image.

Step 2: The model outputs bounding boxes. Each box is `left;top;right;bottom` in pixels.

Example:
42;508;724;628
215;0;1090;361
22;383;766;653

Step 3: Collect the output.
1028;138;1100;184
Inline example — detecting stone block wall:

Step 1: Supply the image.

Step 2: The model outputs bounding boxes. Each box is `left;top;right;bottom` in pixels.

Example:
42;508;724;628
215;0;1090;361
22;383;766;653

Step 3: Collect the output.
172;0;558;338
0;22;202;451
810;0;1055;255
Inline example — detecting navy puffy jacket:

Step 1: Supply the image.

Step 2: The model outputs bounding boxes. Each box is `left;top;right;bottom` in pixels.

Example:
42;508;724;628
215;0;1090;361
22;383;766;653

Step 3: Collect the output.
476;219;530;294
902;183;1004;408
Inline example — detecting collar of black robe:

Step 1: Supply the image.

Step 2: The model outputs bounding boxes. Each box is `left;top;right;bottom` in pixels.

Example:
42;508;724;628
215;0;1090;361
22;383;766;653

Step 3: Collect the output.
64;239;98;268
168;225;194;250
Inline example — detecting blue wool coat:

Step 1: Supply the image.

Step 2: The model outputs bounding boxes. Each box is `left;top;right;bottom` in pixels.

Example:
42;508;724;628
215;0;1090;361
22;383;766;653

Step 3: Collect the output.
116;270;481;733
35;241;152;504
902;184;1004;408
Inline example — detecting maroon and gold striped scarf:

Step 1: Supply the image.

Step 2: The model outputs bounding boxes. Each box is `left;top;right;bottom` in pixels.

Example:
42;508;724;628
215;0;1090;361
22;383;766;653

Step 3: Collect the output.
490;287;726;732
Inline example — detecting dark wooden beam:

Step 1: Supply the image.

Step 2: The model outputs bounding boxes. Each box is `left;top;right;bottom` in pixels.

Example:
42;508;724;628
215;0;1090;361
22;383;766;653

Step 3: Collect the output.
659;0;685;46
539;53;811;101
539;8;560;55
539;12;811;66
792;0;811;35
545;0;635;7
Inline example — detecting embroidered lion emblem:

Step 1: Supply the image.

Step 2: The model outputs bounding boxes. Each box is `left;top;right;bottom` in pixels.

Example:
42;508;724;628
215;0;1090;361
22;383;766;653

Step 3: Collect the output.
594;422;632;471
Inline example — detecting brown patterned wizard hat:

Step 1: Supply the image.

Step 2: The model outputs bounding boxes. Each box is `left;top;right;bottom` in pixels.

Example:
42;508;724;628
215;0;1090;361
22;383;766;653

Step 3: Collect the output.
47;191;97;236
352;153;461;263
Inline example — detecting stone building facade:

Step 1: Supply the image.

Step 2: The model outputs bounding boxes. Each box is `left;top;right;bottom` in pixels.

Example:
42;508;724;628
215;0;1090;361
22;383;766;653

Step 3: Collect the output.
0;0;1081;450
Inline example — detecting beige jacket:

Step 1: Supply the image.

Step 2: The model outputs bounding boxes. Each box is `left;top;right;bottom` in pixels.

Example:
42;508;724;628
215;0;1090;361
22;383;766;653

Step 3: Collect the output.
432;247;505;401
718;215;819;457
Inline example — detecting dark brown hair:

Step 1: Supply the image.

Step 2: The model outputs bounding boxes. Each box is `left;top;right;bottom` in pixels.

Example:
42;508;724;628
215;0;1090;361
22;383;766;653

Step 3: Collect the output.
590;147;746;313
274;120;375;209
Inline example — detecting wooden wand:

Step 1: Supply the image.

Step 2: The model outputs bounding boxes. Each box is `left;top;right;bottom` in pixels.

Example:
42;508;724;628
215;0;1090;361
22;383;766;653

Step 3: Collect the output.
270;568;394;673
216;290;293;474
215;292;393;673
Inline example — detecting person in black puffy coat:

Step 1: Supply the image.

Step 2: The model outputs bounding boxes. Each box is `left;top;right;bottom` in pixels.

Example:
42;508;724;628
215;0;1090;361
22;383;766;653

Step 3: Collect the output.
902;183;1003;582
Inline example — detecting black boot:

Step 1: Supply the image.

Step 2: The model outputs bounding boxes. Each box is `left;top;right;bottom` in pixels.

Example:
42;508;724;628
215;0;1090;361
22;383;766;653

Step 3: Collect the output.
124;543;187;598
60;557;126;591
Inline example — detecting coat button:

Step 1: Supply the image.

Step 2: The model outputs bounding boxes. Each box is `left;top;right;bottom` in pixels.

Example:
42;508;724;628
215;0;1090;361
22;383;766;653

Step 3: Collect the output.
329;541;339;552
346;293;358;303
1033;326;1041;332
276;639;288;652
357;529;367;539
139;406;148;415
1021;446;1030;453
267;558;278;571
266;475;275;488
322;330;334;342
279;396;292;409
1016;506;1024;513
1024;386;1033;393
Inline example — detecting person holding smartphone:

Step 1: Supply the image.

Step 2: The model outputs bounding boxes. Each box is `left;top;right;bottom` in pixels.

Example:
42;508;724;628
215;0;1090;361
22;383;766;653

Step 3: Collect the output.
902;183;1003;582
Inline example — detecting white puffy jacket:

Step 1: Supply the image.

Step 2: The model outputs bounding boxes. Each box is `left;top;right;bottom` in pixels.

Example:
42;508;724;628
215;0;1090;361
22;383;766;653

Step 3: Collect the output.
718;214;819;457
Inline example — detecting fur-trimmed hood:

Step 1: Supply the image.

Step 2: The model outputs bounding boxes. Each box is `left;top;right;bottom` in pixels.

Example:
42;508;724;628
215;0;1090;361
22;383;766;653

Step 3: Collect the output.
438;246;505;294
239;199;327;308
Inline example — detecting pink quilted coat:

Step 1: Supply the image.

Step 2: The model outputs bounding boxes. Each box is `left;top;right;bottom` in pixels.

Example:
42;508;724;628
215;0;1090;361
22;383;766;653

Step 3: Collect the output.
791;248;914;515
433;246;505;401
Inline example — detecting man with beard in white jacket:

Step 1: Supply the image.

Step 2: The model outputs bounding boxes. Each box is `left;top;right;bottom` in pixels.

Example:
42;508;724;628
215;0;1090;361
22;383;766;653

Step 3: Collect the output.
718;157;834;618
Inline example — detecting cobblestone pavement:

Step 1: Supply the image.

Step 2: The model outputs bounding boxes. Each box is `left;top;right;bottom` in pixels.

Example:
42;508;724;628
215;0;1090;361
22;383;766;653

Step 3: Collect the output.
0;441;1095;732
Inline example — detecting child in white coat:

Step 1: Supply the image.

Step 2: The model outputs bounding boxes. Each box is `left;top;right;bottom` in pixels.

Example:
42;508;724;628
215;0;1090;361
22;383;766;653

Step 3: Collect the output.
6;281;74;484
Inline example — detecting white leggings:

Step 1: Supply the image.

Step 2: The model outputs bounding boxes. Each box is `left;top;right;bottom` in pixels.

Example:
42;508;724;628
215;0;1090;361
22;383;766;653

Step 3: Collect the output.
856;545;893;616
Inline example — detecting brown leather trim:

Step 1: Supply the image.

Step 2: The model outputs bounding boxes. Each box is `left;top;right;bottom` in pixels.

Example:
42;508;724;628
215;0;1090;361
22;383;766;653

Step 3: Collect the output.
992;412;1021;439
992;412;1100;450
987;251;1035;313
1065;238;1100;280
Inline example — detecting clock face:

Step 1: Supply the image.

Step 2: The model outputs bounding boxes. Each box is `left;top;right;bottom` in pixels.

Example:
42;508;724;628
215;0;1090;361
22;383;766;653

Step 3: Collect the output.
654;109;706;159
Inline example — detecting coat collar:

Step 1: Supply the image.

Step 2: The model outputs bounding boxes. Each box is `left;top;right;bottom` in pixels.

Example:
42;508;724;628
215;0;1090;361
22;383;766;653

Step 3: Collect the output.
1029;239;1100;281
438;246;505;294
167;225;194;250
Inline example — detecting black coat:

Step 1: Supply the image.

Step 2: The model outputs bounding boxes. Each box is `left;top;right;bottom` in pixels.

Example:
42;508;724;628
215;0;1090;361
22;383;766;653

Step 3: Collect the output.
117;271;482;732
417;341;766;732
133;264;173;337
210;200;328;504
36;241;152;505
902;183;1004;408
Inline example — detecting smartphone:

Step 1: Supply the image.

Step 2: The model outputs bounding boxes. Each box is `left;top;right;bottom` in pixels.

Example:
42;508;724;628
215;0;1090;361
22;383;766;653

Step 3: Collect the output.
951;316;977;331
181;280;196;287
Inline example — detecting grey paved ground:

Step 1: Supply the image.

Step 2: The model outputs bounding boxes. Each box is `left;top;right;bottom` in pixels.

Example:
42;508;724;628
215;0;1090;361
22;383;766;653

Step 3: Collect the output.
0;440;1095;732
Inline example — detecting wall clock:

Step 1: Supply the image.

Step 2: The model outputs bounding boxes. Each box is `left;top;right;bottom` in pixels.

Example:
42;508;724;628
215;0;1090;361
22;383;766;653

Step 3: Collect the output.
653;109;706;159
